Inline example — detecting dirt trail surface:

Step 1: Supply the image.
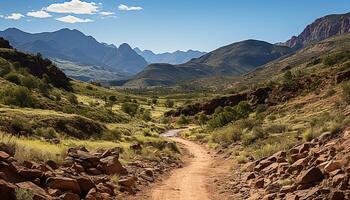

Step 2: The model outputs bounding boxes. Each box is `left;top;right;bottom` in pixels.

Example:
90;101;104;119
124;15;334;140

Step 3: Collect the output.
151;136;212;200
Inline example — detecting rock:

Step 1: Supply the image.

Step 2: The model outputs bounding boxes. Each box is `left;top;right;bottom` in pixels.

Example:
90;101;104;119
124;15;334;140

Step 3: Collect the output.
297;167;324;185
16;182;48;200
46;177;81;194
329;190;345;200
144;168;154;177
0;179;16;200
324;160;342;174
332;174;348;189
99;156;127;175
119;177;137;194
59;192;80;200
0;151;10;161
45;160;58;170
245;173;256;181
18;168;43;180
96;183;113;195
254;178;264;188
0;143;15;156
76;176;95;195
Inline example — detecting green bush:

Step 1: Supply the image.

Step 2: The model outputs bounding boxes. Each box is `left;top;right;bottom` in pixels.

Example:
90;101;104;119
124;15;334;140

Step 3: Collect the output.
177;115;189;125
1;86;37;107
164;99;174;108
208;101;252;129
121;102;139;116
242;127;267;146
4;72;21;85
142;110;152;121
68;93;79;105
342;82;350;103
21;75;39;89
35;127;58;139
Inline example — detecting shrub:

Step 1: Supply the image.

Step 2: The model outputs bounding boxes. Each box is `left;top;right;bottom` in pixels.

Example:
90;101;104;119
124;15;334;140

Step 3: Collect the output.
4;72;21;84
35;127;58;139
242;127;267;146
121;102;139;116
1;86;37;107
302;129;316;142
264;124;288;134
142;110;152;122
342;82;350;103
211;125;242;144
177;115;189;125
164;99;174;108
9;118;32;135
16;188;34;200
102;129;123;141
68;93;79;105
21;75;39;89
198;113;208;126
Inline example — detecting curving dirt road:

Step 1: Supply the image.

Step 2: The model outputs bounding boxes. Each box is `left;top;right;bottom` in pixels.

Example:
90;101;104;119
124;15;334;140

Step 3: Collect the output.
151;137;213;200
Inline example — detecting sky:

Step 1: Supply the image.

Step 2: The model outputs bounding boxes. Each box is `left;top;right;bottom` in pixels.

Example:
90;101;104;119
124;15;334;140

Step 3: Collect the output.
0;0;350;53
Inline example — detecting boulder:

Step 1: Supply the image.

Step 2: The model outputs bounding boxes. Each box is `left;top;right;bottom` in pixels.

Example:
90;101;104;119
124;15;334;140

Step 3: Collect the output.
76;176;95;195
324;160;342;174
16;182;48;200
0;179;16;200
59;192;80;200
297;167;324;185
99;156;127;175
46;177;81;194
0;151;10;161
18;168;43;180
329;190;345;200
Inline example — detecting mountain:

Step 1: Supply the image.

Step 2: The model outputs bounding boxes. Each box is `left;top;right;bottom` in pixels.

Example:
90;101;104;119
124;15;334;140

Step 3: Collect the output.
0;28;148;76
134;48;207;65
284;12;350;49
124;40;292;87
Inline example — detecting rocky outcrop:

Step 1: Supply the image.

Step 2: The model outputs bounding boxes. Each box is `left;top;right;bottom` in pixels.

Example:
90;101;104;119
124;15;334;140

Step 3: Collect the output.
0;144;181;200
284;12;350;49
226;128;350;199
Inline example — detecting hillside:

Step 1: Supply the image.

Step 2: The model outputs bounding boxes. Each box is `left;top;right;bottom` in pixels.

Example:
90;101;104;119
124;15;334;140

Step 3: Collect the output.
124;40;292;87
0;37;184;199
284;12;350;49
134;48;207;65
0;28;148;76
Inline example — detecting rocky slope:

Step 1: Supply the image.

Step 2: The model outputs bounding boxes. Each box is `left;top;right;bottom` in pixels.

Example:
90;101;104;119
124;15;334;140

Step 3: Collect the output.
0;28;148;76
284;12;350;49
223;127;350;200
0;142;181;200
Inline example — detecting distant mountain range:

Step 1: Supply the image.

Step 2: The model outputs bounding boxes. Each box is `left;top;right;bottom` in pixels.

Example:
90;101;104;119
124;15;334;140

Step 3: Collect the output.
133;48;207;65
124;11;350;88
0;28;148;81
124;40;292;87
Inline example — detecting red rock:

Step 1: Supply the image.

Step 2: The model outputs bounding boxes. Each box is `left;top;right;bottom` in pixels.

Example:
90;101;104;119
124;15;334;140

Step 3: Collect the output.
297;167;324;185
96;183;113;195
16;181;48;200
254;178;264;188
47;177;81;194
99;156;127;175
329;191;345;200
18;168;43;180
45;160;58;170
324;160;342;174
0;179;16;200
0;151;10;161
59;192;80;200
76;176;94;195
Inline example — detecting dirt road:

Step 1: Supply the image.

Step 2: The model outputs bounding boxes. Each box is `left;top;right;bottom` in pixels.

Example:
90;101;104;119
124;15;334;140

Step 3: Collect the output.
151;137;213;200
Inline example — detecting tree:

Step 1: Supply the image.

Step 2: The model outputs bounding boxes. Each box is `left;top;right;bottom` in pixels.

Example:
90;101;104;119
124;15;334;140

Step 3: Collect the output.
198;113;208;127
121;102;139;116
164;99;174;108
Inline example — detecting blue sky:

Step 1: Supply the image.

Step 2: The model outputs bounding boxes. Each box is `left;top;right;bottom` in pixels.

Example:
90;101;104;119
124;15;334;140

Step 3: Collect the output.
0;0;350;53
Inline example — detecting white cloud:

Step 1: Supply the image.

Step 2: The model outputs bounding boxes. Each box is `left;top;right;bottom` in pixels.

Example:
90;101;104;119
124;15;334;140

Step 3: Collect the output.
27;10;52;18
6;13;24;20
46;0;99;15
56;15;93;23
100;11;114;16
118;4;143;11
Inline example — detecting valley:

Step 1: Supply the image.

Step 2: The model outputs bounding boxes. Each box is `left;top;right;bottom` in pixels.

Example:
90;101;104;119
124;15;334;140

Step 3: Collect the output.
0;5;350;200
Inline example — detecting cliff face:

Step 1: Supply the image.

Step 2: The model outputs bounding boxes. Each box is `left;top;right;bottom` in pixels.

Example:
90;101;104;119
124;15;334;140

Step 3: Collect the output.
285;13;350;49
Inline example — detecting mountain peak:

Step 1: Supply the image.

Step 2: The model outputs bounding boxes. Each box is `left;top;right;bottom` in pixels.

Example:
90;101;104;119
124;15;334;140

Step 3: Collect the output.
119;43;132;51
284;12;350;49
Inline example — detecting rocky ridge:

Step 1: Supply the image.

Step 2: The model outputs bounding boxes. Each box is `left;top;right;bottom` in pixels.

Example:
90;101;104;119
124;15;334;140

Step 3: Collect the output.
222;127;350;200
